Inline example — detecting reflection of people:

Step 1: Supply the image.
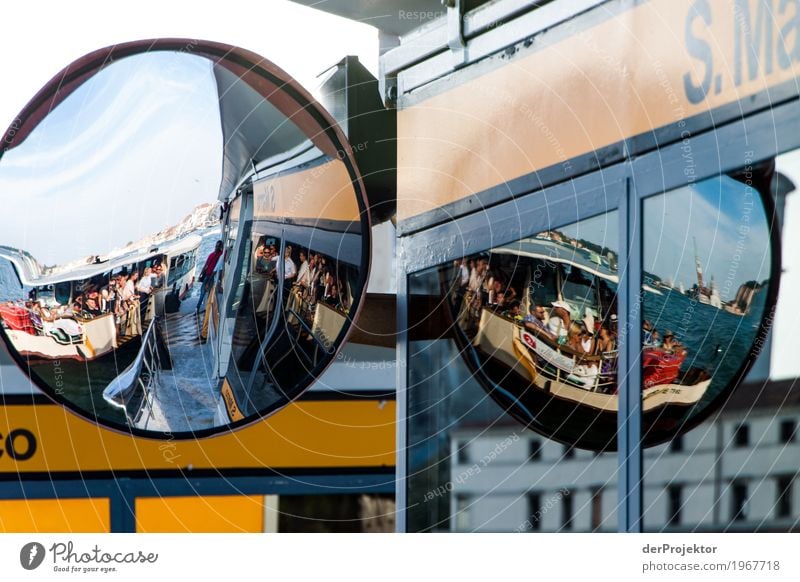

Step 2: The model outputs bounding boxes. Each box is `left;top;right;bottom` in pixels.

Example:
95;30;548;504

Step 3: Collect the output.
197;241;223;312
323;283;339;308
122;272;138;302
661;331;683;354
151;264;165;289
296;251;310;287
523;304;549;334
459;258;469;287
281;246;298;282
579;328;594;354
137;267;154;296
596;326;616;353
548;301;571;342
504;300;522;321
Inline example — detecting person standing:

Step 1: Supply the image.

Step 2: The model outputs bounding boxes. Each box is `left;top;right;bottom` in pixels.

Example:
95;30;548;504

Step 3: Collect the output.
197;241;223;312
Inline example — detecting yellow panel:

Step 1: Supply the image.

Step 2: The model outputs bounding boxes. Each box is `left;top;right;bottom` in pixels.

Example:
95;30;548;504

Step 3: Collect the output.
0;498;109;533
254;158;360;223
0;400;395;475
135;495;264;533
398;0;800;220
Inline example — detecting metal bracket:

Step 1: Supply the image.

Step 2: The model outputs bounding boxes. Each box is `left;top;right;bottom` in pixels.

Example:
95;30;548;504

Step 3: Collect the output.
446;0;468;68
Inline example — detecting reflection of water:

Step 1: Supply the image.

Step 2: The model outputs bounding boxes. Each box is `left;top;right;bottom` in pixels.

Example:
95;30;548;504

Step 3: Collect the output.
31;339;142;424
0;226;222;426
643;288;766;407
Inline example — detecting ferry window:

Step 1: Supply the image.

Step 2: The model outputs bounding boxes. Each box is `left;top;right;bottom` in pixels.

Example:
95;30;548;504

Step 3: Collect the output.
641;170;777;446
733;423;750;447
528;440;541;461
779;419;796;444
669;434;684;453
527;493;542;531
731;482;748;521
561;491;574;530
667;485;682;526
776;475;793;519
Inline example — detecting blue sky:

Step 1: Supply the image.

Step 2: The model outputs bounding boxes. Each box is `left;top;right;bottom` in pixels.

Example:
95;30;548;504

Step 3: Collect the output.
0;52;222;266
556;176;772;300
643;176;772;298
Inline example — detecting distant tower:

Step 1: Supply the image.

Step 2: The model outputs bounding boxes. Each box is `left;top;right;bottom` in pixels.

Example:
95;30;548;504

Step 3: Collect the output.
693;237;705;289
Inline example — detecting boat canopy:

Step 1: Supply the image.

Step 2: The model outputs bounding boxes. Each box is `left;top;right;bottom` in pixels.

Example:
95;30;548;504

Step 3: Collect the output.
0;234;203;288
491;237;619;282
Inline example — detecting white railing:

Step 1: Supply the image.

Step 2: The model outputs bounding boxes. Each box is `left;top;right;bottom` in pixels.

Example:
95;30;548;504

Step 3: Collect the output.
102;318;163;427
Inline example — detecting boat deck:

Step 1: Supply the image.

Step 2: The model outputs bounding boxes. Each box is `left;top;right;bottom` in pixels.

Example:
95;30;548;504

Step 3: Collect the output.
139;288;220;432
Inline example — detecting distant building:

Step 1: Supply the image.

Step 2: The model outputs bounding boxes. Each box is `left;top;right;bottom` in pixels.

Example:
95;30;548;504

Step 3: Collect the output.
730;281;762;315
448;379;800;532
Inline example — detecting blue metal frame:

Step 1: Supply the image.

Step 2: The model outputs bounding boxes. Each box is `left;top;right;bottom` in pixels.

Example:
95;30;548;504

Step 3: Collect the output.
0;474;395;532
617;177;643;532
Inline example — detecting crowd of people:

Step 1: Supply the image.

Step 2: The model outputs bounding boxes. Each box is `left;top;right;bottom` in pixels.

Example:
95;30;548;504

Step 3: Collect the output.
455;256;620;359
455;256;691;357
253;239;348;312
2;262;168;343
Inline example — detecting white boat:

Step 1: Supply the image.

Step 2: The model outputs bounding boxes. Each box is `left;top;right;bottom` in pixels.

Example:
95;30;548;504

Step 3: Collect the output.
0;234;202;363
455;236;712;416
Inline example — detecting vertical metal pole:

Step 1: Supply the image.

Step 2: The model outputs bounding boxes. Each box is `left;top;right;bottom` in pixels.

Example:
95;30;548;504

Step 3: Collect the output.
395;249;408;533
109;478;137;532
617;177;643;532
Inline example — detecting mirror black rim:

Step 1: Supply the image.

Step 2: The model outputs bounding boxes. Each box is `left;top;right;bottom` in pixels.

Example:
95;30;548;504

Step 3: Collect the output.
0;39;372;440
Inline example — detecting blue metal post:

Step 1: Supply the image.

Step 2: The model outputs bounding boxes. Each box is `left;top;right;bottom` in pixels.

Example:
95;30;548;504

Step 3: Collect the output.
109;478;137;532
395;261;408;533
617;176;643;532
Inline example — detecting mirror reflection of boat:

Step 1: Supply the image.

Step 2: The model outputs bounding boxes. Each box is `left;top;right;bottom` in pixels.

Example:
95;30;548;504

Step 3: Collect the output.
0;45;381;435
454;236;713;415
0;234;202;364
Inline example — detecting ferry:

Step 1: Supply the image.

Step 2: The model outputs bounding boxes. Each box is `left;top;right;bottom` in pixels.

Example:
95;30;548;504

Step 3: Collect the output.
457;237;712;415
0;234;202;364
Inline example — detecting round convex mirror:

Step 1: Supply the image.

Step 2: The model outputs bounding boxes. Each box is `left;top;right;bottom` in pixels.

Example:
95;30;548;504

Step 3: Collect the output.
442;167;779;450
0;40;370;437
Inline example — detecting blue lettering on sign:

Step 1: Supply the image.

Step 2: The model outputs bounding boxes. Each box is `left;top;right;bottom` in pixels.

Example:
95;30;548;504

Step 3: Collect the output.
684;0;800;104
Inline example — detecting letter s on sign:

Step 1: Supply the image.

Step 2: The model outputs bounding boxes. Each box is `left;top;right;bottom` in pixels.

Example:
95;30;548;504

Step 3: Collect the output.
683;0;713;104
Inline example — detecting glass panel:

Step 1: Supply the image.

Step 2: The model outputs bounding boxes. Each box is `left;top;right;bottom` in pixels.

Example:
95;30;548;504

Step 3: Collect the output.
407;210;619;531
641;157;791;532
641;170;777;444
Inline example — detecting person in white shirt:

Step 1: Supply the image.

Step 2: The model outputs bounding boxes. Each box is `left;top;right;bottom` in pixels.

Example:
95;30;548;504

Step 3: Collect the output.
548;301;571;342
137;267;154;295
122;272;138;302
296;251;310;287
272;246;297;280
458;258;469;287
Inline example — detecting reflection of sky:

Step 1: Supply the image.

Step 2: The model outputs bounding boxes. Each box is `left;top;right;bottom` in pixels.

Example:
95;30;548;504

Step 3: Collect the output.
560;211;619;252
644;176;771;299
0;52;222;267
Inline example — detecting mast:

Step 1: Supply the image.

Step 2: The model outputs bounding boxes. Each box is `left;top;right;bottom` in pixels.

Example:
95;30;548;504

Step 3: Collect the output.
693;236;704;289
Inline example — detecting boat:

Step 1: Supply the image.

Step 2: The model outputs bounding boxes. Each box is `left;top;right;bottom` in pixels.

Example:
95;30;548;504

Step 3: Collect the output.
454;235;712;414
685;237;721;309
0;234;202;363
